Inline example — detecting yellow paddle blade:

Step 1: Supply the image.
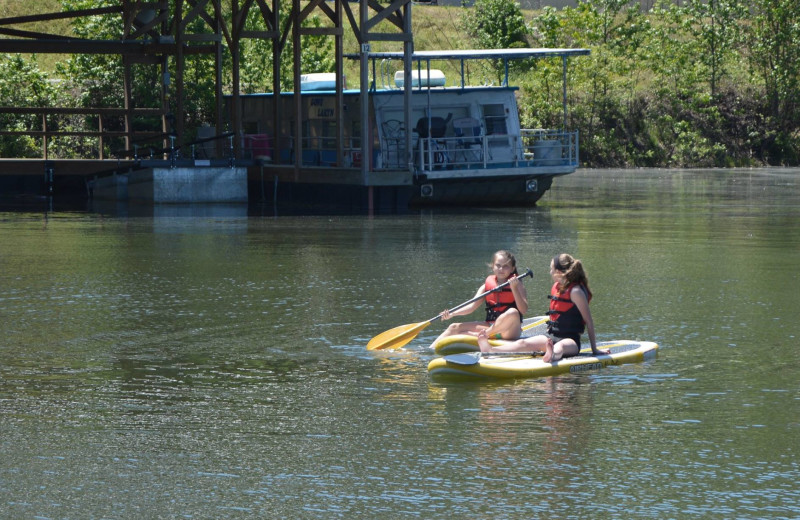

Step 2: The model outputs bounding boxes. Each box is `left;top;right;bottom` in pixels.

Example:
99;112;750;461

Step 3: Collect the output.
367;321;432;351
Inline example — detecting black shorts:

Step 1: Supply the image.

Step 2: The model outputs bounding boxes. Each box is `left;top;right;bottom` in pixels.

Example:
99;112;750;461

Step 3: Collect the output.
545;331;581;352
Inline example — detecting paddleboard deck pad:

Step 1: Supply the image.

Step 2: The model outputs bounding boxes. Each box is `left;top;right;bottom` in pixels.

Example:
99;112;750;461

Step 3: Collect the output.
432;315;549;355
428;340;658;380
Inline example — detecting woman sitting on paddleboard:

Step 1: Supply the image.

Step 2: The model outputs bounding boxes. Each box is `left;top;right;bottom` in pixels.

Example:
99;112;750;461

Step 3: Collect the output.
431;250;529;347
477;253;609;362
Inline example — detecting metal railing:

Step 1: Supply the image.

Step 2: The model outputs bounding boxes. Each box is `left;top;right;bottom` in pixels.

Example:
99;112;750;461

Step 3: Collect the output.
0;106;163;160
377;129;579;171
520;129;579;167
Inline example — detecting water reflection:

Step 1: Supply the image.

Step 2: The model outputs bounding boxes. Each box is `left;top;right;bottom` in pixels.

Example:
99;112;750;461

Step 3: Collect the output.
88;200;249;219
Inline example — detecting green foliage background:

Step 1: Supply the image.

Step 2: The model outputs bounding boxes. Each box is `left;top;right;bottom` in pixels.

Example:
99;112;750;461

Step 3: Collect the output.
1;0;799;167
521;0;800;167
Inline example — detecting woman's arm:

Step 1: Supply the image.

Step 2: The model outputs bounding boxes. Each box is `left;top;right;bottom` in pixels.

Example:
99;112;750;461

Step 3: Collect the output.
442;285;487;320
509;276;529;315
570;286;606;354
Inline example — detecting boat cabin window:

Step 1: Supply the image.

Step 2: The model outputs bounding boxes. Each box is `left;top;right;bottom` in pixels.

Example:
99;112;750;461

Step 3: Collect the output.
482;104;508;135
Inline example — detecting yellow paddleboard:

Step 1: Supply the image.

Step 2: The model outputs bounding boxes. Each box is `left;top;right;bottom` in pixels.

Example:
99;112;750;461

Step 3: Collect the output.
432;315;549;355
428;340;658;380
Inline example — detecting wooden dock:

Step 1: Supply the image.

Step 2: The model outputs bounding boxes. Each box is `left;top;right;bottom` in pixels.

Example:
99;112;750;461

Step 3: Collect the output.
0;158;413;213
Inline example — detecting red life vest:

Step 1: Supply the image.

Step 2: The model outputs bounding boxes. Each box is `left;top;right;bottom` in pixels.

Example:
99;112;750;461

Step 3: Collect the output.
484;275;519;322
547;282;591;336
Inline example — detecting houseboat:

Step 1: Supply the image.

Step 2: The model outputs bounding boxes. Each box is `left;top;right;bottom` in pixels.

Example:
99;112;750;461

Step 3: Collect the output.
231;48;590;208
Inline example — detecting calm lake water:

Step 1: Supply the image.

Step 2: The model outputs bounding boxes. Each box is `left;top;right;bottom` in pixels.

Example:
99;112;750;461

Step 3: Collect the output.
1;168;799;519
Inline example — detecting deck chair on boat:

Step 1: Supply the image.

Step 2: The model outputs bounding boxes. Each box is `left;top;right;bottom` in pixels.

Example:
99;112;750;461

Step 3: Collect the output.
414;115;451;170
452;117;483;165
381;119;405;169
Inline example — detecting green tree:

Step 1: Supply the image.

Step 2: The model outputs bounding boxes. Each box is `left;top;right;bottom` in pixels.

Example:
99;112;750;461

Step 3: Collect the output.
683;0;746;98
0;55;57;158
56;0;164;156
461;0;528;84
746;0;800;163
526;0;650;166
57;0;128;109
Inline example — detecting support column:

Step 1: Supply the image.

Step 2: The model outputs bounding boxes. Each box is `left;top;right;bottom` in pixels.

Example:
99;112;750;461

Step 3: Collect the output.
272;0;282;165
175;0;185;145
123;56;133;157
359;0;370;184
403;1;413;173
293;0;303;180
230;1;243;158
215;13;224;158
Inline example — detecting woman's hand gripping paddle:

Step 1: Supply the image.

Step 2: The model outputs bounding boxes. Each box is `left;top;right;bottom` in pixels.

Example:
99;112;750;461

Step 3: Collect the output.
366;269;532;351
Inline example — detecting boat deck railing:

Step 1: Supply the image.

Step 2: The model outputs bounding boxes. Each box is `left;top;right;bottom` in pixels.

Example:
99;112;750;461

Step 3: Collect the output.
520;129;579;168
237;129;578;172
379;129;578;172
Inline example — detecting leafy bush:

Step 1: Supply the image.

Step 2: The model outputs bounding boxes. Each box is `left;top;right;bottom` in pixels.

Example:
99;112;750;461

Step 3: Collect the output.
0;55;58;158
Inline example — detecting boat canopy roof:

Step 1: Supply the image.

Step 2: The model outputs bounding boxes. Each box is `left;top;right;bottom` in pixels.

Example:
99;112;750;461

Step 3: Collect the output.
345;48;590;61
348;47;590;89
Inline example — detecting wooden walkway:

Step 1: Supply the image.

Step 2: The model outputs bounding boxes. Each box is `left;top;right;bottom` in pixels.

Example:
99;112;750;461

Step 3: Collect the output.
0;159;136;178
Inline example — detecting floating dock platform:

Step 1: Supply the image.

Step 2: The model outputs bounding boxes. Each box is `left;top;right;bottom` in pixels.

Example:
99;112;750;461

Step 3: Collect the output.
0;158;413;214
91;166;248;204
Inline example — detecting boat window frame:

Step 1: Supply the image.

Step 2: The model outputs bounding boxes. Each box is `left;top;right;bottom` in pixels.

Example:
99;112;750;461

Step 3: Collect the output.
481;103;508;135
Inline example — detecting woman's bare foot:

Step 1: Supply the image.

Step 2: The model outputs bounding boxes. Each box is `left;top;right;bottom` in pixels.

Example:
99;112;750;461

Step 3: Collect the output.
542;337;555;362
477;324;495;338
476;331;492;353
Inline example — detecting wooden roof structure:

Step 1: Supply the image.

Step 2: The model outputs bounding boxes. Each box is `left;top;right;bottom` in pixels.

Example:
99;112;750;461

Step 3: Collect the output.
0;0;414;177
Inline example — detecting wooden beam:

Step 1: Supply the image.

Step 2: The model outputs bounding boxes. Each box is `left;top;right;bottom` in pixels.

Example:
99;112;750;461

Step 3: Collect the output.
367;0;403;29
0;39;215;55
364;32;412;42
183;33;223;42
365;0;407;32
179;0;212;32
241;30;281;39
299;27;343;36
316;1;337;23
184;0;219;34
278;5;296;53
254;0;276;27
341;1;361;44
300;0;327;20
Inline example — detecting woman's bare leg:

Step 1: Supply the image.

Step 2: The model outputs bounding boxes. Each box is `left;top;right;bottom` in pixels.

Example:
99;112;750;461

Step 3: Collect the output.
545;338;580;362
477;331;552;354
430;321;489;349
484;309;522;340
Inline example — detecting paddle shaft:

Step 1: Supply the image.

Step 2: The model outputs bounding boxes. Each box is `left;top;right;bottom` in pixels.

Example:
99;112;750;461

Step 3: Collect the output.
428;268;532;325
366;268;531;350
443;351;544;366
